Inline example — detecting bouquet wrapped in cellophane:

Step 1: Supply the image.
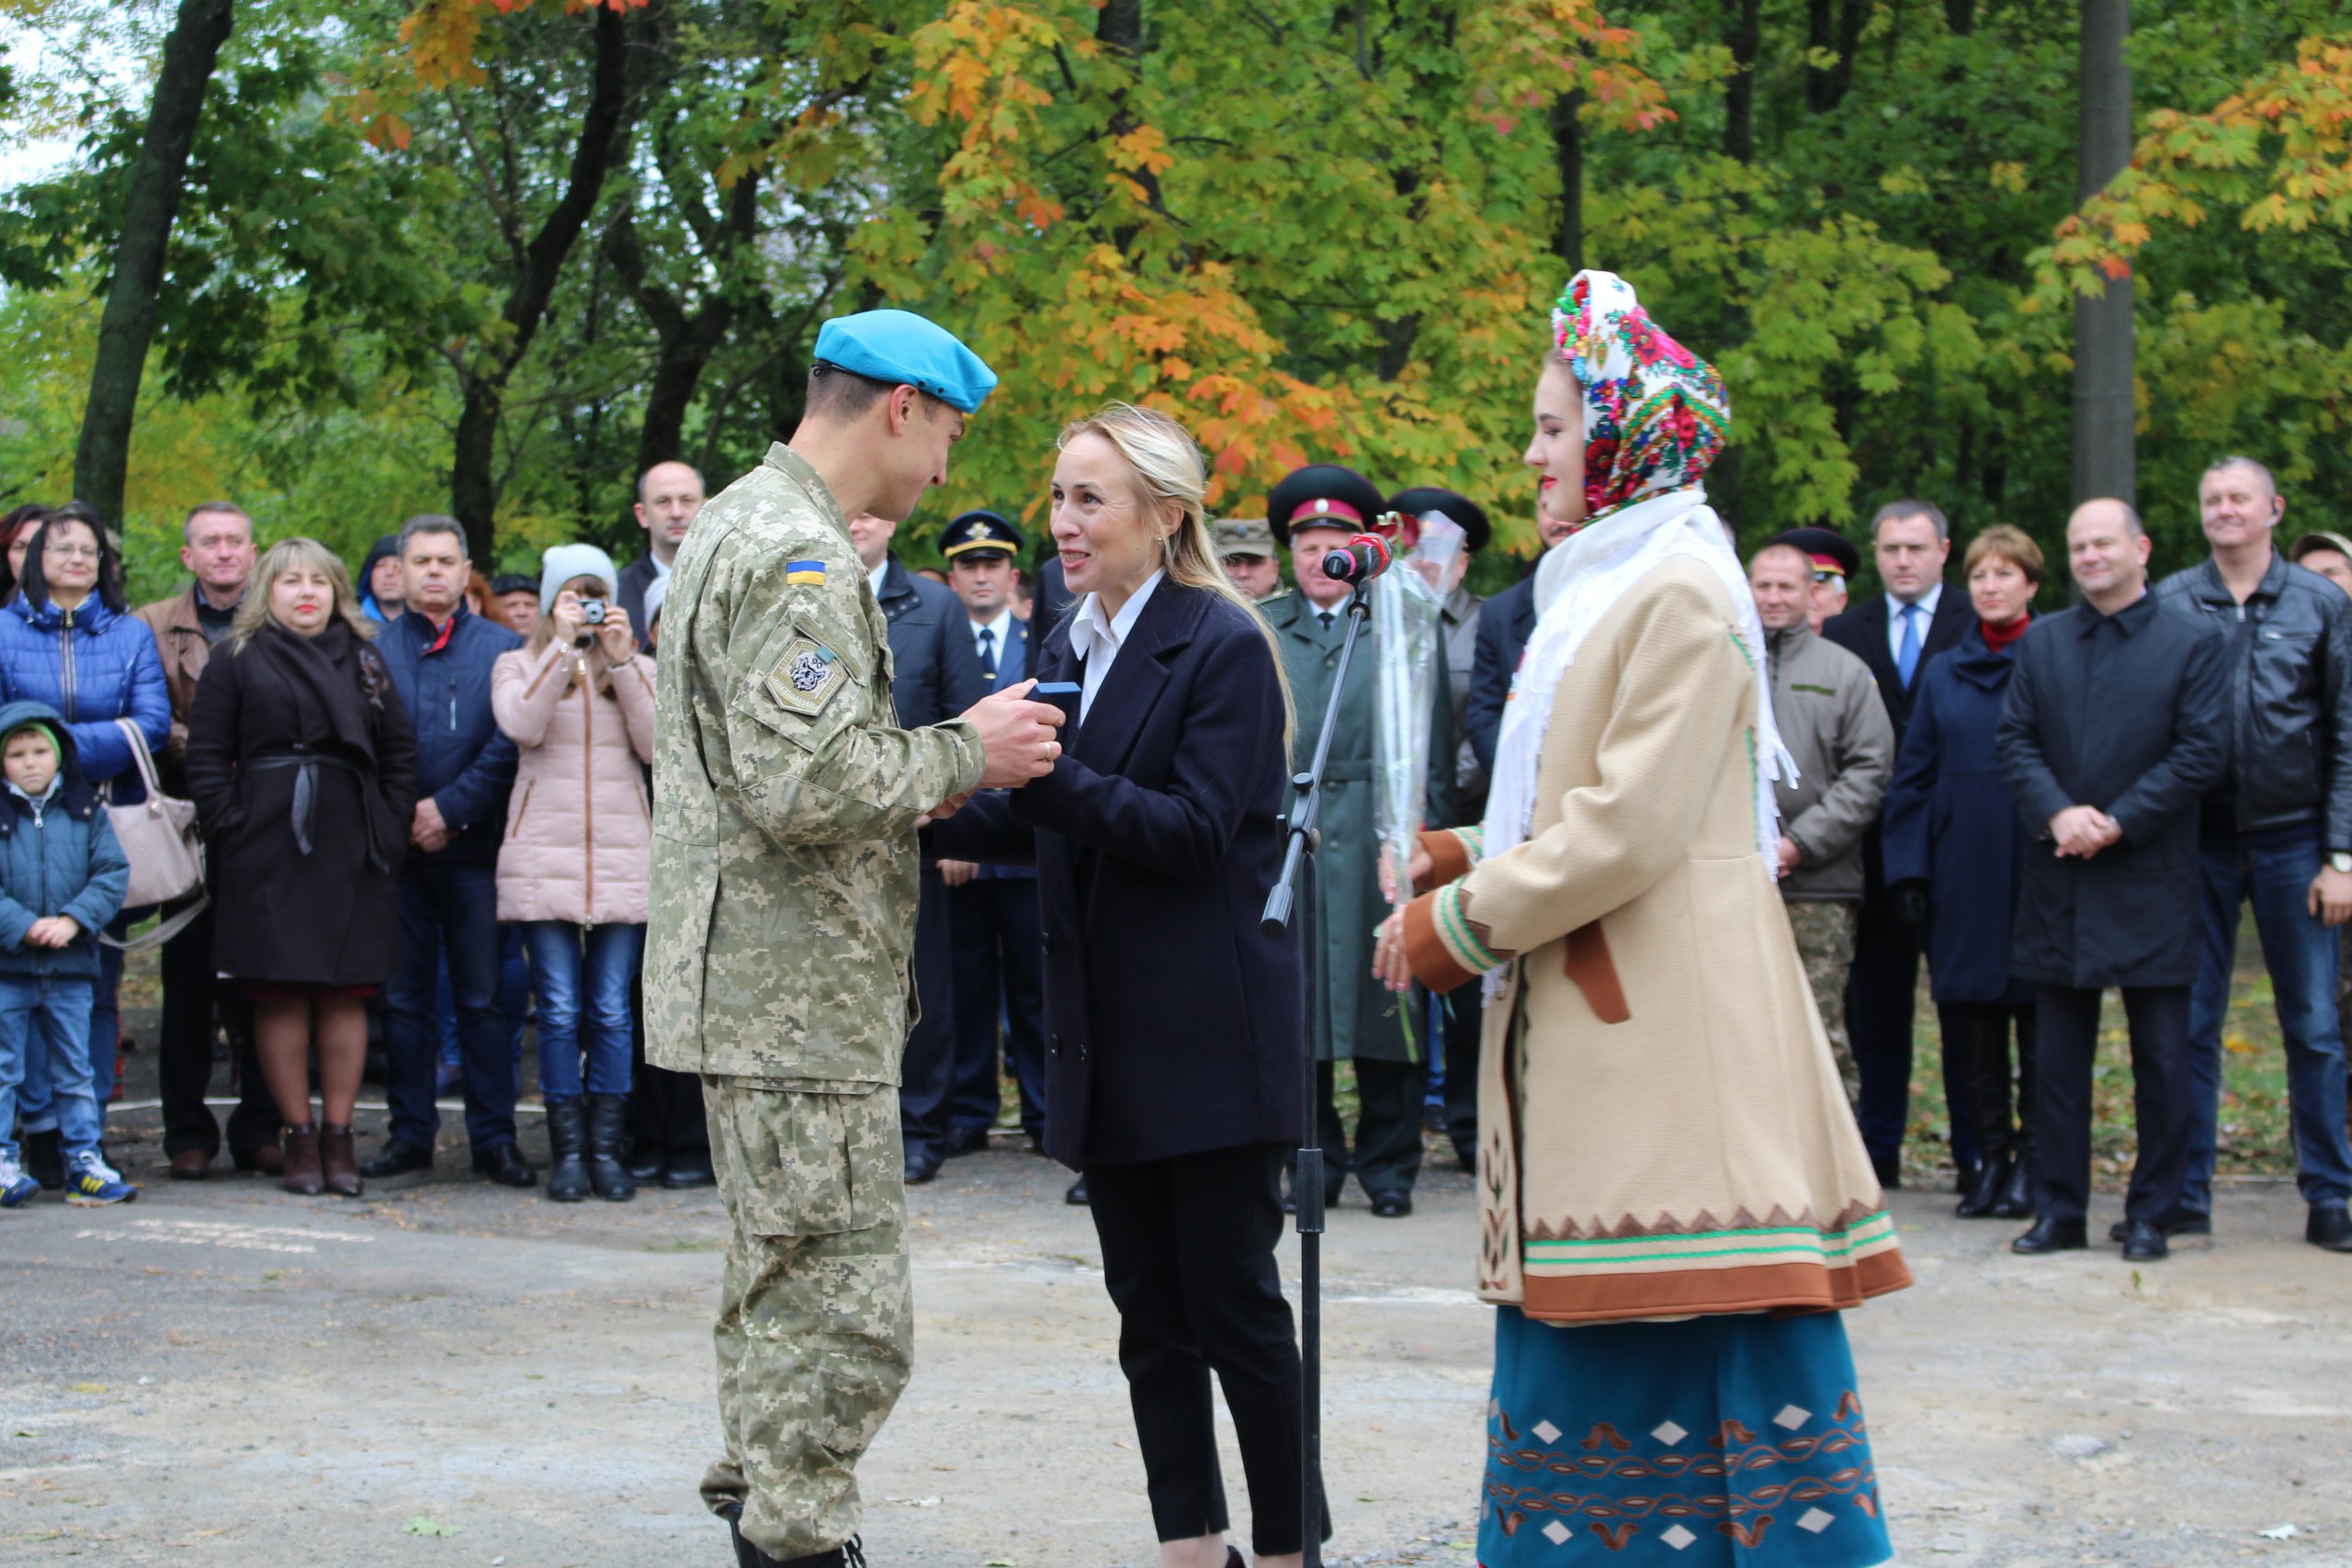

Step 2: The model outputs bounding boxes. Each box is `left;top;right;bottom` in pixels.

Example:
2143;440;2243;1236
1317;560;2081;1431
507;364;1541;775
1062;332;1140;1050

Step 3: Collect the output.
1372;513;1463;920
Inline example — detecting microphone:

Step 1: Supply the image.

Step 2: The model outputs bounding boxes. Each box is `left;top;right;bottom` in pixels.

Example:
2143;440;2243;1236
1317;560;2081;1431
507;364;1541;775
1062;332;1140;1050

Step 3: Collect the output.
1319;532;1392;585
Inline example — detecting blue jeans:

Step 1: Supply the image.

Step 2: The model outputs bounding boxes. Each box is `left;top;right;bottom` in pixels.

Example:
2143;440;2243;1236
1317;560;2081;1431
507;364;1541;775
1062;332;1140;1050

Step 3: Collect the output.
384;860;517;1154
0;976;99;1159
520;920;640;1100
13;923;122;1134
2186;827;2352;1213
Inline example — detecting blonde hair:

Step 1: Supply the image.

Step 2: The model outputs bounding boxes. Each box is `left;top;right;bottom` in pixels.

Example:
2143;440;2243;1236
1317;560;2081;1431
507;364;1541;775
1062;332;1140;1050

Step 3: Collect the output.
527;572;624;694
1963;524;2045;586
233;537;375;649
1057;403;1295;747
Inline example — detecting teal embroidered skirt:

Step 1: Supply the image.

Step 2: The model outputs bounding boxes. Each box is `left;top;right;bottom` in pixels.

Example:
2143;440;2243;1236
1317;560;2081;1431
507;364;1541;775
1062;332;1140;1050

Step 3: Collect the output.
1479;1306;1891;1566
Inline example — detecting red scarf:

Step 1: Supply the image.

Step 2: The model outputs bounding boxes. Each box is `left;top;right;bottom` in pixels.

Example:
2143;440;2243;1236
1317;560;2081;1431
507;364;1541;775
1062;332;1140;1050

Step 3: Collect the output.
1981;613;2030;654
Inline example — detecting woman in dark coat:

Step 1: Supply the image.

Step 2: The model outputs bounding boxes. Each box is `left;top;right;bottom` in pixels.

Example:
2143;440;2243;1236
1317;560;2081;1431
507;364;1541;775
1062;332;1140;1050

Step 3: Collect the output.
186;538;416;1198
1883;525;2043;1221
933;403;1322;1568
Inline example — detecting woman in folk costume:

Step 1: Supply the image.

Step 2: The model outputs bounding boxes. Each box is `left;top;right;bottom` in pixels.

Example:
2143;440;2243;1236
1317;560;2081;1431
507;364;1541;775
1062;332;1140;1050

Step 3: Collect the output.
1375;272;1908;1566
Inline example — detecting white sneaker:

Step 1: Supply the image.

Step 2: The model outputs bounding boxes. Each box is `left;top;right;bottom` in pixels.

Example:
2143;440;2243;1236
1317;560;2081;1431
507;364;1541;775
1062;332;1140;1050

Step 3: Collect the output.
1;1152;40;1208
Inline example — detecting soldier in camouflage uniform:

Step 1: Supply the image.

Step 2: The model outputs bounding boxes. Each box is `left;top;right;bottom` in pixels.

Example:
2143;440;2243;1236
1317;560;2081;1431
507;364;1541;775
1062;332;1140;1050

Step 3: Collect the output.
647;310;1063;1568
1750;539;1893;1106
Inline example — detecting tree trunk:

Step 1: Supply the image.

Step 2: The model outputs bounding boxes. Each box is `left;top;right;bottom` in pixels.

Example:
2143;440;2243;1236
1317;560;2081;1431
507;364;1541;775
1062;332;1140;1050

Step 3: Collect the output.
1725;0;1760;162
2073;0;2133;505
606;158;760;477
1806;0;1866;111
447;0;636;562
71;0;234;525
1946;0;1977;36
1552;89;1583;272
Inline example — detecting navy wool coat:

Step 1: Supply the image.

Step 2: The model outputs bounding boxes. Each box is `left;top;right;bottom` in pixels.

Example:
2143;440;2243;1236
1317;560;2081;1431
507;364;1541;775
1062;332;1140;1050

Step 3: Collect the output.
1996;594;2229;990
1881;626;2032;1005
929;579;1303;1168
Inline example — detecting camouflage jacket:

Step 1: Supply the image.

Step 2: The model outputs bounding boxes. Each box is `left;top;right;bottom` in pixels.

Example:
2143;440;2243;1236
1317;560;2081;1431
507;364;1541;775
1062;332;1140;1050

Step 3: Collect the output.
646;444;986;1085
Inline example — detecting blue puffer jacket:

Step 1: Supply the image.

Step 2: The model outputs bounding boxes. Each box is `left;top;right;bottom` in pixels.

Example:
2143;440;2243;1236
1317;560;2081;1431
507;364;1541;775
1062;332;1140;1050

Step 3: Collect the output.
0;593;172;802
374;605;524;865
0;700;130;979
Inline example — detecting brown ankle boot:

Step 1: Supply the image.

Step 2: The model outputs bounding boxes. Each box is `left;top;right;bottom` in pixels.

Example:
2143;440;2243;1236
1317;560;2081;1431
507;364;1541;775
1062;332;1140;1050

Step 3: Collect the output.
281;1124;324;1196
320;1124;362;1198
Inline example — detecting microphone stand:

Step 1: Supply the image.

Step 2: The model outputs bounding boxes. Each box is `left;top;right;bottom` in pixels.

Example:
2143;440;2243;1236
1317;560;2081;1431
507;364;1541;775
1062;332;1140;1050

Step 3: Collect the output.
1261;571;1375;1568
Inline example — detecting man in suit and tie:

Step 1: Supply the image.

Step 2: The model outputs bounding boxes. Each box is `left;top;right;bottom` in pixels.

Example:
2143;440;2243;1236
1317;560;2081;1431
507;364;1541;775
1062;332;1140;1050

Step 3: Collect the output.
1824;499;1980;1189
848;509;992;1184
934;511;1049;1165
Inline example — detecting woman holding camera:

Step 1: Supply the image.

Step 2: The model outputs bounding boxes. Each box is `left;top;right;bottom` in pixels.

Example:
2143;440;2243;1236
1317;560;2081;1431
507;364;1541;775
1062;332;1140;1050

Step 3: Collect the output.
491;546;655;1202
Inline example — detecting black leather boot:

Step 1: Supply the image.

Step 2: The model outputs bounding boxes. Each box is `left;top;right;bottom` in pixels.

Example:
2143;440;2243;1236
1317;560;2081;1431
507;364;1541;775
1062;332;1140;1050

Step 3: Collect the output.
586;1094;636;1202
543;1098;588;1202
726;1507;862;1568
1956;1153;2012;1218
2011;1215;2086;1255
1989;1152;2033;1219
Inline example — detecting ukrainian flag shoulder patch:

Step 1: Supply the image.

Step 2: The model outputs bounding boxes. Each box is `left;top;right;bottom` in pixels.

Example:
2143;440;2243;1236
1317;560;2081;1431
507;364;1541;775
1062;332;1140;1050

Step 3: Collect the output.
785;559;828;585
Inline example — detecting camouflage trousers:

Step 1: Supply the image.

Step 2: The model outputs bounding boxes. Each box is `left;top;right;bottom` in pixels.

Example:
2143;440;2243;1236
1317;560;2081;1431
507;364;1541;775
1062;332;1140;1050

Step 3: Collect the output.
1783;900;1860;1105
699;1076;911;1560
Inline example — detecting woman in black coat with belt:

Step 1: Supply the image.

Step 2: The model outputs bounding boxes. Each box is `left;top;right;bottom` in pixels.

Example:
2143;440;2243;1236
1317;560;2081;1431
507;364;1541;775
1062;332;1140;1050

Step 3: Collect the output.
934;403;1321;1568
186;538;416;1198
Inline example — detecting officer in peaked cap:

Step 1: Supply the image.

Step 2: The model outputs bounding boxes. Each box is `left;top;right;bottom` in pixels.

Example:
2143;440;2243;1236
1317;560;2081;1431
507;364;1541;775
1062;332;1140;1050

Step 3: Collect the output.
1772;525;1860;634
1259;463;1455;1218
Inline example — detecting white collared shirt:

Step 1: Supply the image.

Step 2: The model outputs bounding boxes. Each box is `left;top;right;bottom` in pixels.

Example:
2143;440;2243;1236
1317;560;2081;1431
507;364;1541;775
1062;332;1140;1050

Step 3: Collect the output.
1069;570;1165;724
1885;581;1943;664
969;607;1015;659
866;558;889;602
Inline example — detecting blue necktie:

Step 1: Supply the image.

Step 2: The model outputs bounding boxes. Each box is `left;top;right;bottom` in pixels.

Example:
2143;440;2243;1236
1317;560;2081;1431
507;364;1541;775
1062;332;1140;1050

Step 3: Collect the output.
1896;603;1922;688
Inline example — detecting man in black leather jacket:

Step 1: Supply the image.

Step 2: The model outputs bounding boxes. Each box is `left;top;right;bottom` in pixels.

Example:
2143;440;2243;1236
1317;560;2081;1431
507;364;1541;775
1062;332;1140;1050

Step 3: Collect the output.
2156;456;2352;1253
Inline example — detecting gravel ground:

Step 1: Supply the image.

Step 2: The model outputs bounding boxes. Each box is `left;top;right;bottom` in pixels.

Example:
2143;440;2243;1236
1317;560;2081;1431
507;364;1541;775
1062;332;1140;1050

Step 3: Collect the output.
1;1041;2347;1567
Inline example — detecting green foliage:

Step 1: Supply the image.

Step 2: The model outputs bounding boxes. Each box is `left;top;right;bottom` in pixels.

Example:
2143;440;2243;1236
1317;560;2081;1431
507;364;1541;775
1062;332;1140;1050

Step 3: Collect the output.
1;0;2349;597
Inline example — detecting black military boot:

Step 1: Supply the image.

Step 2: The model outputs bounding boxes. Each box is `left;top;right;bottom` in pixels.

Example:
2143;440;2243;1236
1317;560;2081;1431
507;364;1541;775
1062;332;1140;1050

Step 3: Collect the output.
726;1507;863;1568
543;1098;588;1202
585;1094;636;1201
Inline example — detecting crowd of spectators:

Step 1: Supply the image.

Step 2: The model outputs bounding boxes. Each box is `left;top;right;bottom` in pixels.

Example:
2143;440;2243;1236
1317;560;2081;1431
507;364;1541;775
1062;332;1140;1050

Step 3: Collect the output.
2;453;2348;1258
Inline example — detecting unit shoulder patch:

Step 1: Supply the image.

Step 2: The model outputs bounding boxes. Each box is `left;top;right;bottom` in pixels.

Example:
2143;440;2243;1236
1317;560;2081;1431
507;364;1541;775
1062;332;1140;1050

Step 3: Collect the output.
765;635;846;716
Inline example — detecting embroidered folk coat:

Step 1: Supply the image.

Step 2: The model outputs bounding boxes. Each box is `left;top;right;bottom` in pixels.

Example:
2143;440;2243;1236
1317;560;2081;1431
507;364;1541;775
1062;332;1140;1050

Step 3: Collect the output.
1400;556;1909;1325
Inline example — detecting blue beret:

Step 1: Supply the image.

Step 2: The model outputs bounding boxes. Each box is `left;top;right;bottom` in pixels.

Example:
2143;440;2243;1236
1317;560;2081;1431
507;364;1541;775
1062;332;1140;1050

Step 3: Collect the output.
813;309;999;414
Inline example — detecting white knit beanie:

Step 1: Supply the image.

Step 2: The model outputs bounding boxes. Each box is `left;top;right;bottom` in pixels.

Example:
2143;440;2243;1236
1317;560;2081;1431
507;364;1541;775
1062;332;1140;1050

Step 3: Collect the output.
539;544;619;614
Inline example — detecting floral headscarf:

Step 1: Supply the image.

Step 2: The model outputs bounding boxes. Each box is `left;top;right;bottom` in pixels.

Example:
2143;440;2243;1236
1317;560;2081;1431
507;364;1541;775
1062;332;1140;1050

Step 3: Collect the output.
1552;271;1732;525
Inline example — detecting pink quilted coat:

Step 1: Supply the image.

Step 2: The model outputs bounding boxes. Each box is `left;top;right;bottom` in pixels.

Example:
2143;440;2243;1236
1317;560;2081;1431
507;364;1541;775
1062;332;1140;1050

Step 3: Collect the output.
490;641;658;925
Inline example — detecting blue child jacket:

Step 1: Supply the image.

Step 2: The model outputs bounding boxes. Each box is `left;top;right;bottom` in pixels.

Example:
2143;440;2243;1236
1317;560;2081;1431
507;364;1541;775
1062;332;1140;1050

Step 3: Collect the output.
0;699;131;978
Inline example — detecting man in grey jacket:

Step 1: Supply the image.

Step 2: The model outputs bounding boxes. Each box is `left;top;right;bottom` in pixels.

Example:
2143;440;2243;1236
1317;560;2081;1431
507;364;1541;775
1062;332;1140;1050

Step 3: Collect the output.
1752;541;1894;1100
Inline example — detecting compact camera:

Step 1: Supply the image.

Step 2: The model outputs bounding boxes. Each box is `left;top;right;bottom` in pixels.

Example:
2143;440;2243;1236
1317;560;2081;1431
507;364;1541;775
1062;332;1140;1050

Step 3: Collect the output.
579;600;607;625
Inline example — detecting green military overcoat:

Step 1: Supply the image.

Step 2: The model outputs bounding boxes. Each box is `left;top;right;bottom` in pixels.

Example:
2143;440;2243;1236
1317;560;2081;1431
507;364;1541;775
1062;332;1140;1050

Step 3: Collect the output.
1264;590;1455;1064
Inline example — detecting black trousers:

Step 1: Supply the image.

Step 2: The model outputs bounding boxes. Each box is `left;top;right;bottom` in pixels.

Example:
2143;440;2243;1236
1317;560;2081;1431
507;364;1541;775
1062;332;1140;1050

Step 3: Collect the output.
2032;984;2193;1224
896;869;959;1160
1439;989;1482;1167
946;875;1046;1144
1315;1056;1425;1199
1939;1000;2037;1166
628;967;708;1162
1085;1141;1329;1554
157;896;274;1159
1849;914;1981;1172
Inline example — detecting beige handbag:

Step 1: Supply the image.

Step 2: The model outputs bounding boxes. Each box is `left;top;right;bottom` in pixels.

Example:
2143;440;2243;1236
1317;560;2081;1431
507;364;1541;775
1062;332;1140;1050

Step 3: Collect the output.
99;716;208;952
